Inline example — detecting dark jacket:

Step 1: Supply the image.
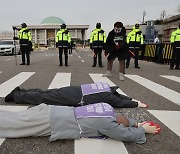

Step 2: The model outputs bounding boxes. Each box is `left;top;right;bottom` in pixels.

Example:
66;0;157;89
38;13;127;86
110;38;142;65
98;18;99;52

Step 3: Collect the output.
14;86;138;108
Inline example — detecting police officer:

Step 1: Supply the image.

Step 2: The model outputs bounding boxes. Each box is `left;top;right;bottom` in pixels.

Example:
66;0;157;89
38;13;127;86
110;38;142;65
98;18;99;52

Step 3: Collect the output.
126;24;143;68
170;23;180;70
15;23;32;65
90;23;106;67
56;24;71;66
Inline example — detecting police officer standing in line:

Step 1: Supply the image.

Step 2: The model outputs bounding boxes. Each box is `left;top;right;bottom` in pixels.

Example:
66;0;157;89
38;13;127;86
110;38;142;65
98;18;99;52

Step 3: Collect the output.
14;23;32;65
56;24;71;66
126;24;143;68
90;23;106;67
170;23;180;70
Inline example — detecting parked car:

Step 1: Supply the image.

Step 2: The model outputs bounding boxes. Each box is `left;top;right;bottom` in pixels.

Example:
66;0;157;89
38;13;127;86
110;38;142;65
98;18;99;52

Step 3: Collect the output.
0;40;20;55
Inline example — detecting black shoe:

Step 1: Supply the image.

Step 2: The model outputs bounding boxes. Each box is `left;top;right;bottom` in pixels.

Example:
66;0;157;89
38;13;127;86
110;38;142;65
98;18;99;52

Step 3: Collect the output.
135;66;140;69
126;65;129;68
59;64;63;66
27;63;30;65
65;64;68;67
92;65;96;67
175;67;180;70
5;87;20;102
99;65;103;68
20;63;25;65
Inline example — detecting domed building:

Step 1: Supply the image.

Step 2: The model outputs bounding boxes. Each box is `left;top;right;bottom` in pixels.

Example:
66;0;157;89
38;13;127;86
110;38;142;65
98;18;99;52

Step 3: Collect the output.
13;16;89;47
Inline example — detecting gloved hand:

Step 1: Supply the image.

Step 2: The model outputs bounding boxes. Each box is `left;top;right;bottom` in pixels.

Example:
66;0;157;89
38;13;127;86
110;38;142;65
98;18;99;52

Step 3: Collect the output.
90;43;93;50
140;121;161;134
13;36;18;40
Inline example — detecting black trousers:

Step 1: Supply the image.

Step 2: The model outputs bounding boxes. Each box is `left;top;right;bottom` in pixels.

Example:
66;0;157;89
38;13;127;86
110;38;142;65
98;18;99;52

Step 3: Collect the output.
170;47;180;68
59;48;68;65
93;48;103;66
20;46;30;64
126;48;139;67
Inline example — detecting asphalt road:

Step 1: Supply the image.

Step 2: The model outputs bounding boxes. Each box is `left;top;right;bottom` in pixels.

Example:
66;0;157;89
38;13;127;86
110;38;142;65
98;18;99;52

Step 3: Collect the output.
0;48;180;154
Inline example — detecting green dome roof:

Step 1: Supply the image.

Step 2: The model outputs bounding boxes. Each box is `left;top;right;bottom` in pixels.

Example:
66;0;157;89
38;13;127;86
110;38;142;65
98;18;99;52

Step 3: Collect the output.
41;16;65;25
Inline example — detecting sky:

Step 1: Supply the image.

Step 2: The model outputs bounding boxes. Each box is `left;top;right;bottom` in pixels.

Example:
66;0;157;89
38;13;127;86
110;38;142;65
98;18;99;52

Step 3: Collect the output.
0;0;179;37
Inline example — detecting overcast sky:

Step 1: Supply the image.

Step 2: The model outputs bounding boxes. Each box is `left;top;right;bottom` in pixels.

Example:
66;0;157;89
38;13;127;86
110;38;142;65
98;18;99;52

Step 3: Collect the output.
0;0;179;36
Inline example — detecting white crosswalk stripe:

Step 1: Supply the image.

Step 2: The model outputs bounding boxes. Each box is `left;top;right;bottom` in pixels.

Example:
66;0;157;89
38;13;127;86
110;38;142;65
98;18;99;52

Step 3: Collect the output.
148;110;180;137
48;73;71;89
125;75;180;106
160;75;180;83
0;72;35;97
0;72;180;154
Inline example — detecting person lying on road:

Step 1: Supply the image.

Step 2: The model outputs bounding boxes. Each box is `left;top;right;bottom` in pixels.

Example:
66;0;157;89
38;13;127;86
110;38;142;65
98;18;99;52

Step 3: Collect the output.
0;103;160;144
5;82;148;108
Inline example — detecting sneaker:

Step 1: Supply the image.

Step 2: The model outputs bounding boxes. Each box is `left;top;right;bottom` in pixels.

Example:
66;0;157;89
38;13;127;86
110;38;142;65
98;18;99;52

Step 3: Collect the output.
119;73;124;81
137;101;148;108
102;71;112;77
5;87;20;102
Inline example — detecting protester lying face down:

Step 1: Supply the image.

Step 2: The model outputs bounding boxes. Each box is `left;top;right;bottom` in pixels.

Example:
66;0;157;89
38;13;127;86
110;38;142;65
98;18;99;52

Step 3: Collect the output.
4;82;148;108
0;103;160;144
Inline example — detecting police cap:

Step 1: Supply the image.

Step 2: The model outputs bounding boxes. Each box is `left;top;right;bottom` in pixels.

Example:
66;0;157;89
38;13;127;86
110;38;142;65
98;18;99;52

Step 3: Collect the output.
61;24;66;29
21;23;27;28
135;23;140;28
96;23;101;29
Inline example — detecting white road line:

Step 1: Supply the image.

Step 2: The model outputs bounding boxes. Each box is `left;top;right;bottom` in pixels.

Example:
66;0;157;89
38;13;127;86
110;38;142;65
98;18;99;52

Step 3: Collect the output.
0;105;28;145
74;73;128;154
81;60;85;63
160;75;180;83
125;75;180;105
0;72;35;97
89;73;127;96
75;138;128;154
48;73;71;89
148;110;180;137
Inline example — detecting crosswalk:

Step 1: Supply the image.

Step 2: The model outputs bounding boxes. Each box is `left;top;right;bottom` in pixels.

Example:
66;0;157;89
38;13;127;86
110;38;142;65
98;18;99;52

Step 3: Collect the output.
0;72;179;154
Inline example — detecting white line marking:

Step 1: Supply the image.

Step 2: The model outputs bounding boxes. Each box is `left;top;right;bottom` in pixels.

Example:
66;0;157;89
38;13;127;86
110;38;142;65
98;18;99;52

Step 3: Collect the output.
75;138;128;154
81;60;85;63
160;75;180;83
125;75;180;105
0;72;35;97
74;73;128;154
78;56;81;58
148;110;180;137
0;105;28;145
89;73;127;95
48;73;71;89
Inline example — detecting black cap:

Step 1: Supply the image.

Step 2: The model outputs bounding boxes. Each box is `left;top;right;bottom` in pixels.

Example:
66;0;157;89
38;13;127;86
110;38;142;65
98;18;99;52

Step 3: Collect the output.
21;23;27;28
61;24;66;29
135;23;140;28
114;22;123;28
96;23;101;29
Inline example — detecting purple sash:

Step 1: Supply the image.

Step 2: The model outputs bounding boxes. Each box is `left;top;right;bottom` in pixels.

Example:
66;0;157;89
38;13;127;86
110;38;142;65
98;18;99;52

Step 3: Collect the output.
75;103;115;119
81;82;111;96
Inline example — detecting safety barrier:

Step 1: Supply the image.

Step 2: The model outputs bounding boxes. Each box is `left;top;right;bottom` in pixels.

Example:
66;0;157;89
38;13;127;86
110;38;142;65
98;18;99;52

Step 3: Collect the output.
143;43;173;64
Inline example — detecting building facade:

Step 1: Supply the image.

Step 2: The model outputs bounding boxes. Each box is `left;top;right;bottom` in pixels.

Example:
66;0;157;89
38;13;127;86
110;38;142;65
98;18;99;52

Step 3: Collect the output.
12;16;89;46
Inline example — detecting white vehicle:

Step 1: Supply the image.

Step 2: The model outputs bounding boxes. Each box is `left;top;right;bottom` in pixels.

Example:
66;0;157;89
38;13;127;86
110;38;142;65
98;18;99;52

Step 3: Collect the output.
0;40;21;55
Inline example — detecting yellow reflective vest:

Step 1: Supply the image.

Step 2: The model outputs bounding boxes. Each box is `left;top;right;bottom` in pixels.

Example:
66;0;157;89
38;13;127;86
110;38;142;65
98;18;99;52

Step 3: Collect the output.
170;28;180;43
18;28;32;45
127;27;143;44
56;29;71;43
